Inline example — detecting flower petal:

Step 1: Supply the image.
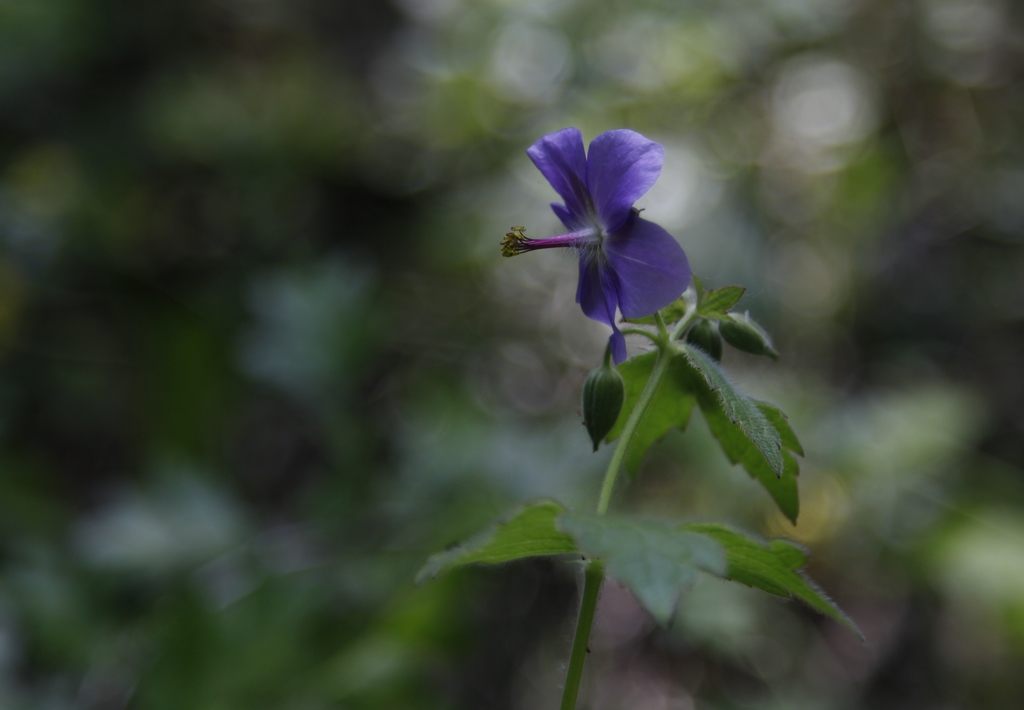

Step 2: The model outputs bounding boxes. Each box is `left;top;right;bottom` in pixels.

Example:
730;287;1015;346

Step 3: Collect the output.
550;202;575;228
527;128;591;223
577;258;627;363
604;215;690;319
587;130;664;232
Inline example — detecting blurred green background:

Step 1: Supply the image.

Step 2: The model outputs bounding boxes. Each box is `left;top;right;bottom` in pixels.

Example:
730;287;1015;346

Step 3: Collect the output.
0;0;1023;708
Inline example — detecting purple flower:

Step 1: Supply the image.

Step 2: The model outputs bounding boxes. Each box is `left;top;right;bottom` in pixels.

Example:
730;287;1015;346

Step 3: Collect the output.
502;128;691;363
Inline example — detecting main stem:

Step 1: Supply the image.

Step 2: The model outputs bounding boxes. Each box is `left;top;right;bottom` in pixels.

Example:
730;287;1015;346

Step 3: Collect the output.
558;561;604;710
560;307;697;709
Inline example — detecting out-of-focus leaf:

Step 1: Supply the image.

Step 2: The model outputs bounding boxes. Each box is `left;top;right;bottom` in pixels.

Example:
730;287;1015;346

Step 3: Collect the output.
558;513;725;623
682;345;784;477
681;523;862;638
606;351;696;477
698;286;745;318
416;501;579;583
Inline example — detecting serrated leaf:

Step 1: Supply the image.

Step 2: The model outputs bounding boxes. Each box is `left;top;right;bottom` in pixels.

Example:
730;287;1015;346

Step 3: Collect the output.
676;347;801;522
605;351;696;478
681;524;862;638
416;501;579;584
681;345;784;477
701;399;801;523
559;513;726;623
756;401;804;456
698;286;745;317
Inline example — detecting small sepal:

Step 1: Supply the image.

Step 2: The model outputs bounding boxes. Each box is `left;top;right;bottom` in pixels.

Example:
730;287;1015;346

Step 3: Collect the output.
697;284;745;318
719;312;779;359
582;349;626;452
684;319;723;361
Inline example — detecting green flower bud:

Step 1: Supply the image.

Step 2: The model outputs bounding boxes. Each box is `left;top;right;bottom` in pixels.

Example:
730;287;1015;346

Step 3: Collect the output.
719;311;779;359
582;355;625;452
684;318;723;361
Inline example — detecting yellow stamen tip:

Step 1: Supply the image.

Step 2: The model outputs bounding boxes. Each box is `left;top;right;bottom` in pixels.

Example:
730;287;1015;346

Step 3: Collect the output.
500;227;528;258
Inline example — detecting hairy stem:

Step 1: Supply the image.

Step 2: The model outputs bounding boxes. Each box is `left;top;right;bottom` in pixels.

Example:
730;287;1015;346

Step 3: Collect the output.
558;561;604;710
669;298;699;340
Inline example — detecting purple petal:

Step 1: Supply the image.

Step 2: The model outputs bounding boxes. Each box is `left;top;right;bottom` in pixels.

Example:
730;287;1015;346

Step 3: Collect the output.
550;202;575;228
586;130;664;232
576;258;627;363
604;214;690;319
527;128;591;223
607;326;626;365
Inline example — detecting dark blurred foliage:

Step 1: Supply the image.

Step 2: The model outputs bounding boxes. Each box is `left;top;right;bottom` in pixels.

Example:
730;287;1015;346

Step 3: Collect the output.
2;0;1024;708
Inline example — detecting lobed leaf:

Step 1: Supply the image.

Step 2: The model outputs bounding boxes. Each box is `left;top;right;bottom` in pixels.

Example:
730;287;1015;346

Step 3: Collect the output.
681;523;862;638
416;501;579;584
559;513;726;623
698;286;745;318
681;345;784;477
605;351;696;478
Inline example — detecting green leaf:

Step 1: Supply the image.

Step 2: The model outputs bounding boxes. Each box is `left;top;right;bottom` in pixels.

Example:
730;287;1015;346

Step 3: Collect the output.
769;539;807;569
416;501;579;584
681;524;862;638
698;286;745;317
756;401;805;456
605;351;696;478
692;274;705;300
681;345;784;478
701;398;801;523
606;347;803;521
677;346;802;522
559;513;726;623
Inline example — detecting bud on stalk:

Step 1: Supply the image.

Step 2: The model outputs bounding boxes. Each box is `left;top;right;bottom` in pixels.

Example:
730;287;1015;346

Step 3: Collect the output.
719;312;779;359
582;348;625;452
684;318;723;361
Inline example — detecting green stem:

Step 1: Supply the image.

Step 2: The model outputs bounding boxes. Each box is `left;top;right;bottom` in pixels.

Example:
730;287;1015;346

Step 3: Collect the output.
619;327;661;345
669;300;700;341
558;561;604;710
558;299;699;709
654;310;670;340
